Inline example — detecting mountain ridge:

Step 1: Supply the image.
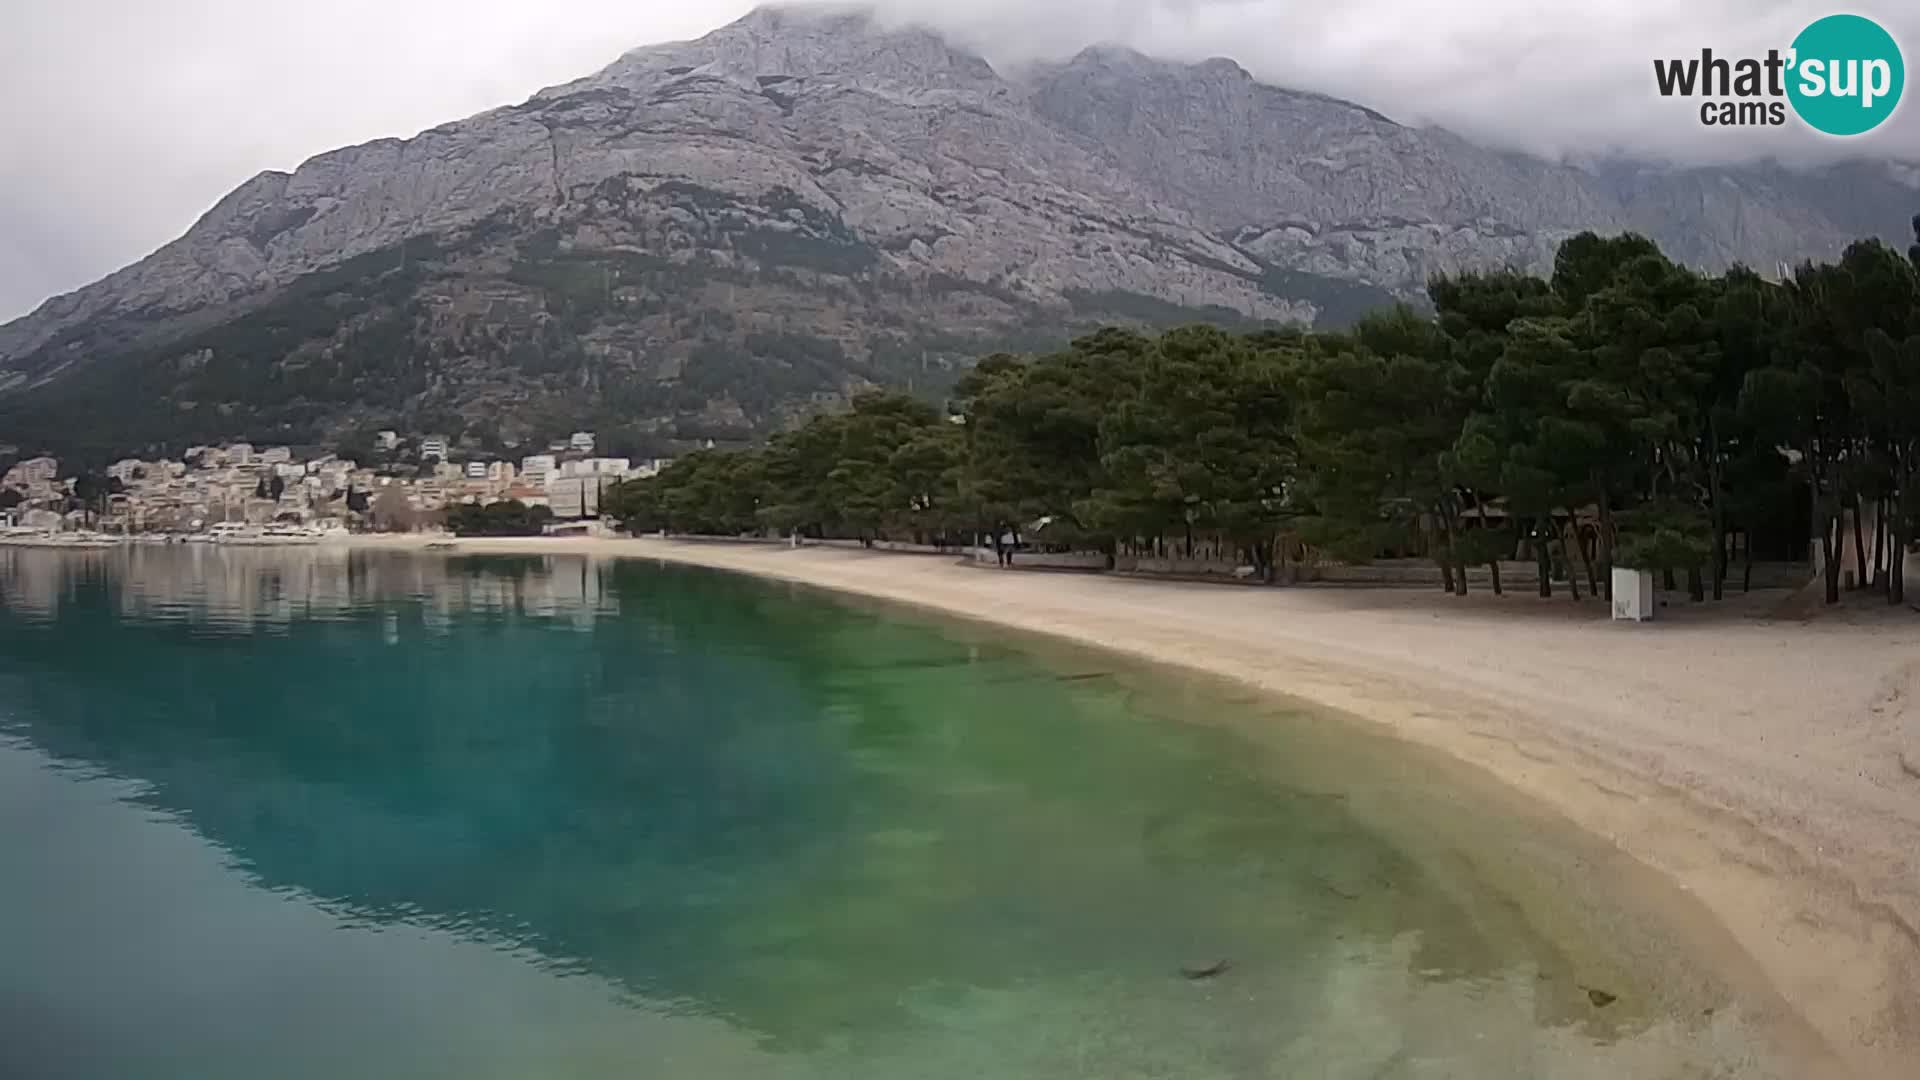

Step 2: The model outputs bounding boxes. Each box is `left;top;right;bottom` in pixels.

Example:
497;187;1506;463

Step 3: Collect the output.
1;5;1914;459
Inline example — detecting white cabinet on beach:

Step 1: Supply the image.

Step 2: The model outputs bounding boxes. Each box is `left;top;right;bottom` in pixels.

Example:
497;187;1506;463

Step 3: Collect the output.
1612;567;1656;622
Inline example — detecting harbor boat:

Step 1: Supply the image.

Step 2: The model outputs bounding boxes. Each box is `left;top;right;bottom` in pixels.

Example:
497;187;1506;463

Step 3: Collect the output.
205;522;325;546
0;528;123;549
260;525;322;546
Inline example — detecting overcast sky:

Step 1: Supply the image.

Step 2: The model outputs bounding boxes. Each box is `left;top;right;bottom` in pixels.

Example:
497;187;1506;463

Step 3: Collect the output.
3;0;1915;323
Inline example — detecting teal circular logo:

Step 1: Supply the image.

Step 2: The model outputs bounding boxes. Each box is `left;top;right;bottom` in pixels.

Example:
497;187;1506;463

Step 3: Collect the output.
1787;14;1905;136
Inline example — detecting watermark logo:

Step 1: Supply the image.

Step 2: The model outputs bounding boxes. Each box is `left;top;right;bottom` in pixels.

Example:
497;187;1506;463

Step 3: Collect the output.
1653;13;1904;136
1788;14;1904;134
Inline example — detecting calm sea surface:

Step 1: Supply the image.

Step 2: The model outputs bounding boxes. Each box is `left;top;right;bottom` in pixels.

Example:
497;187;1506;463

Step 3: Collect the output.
0;546;1785;1078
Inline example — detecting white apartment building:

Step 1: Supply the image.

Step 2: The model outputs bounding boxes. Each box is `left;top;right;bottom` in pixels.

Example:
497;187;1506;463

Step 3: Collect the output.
558;457;631;479
569;431;597;453
3;456;60;490
375;430;401;451
465;461;489;479
520;454;557;485
420;436;449;460
547;476;606;520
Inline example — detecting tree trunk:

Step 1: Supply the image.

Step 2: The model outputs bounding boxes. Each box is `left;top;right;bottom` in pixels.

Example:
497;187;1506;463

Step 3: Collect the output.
1822;513;1841;605
1662;568;1677;593
1558;521;1583;601
1872;499;1888;593
1708;420;1727;601
1423;512;1453;594
1474;493;1503;596
1890;501;1907;605
1743;525;1754;593
1715;530;1731;597
1891;521;1907;606
1889;526;1904;607
1596;486;1615;602
1893;461;1912;606
1442;502;1468;596
1583;538;1600;598
1687;565;1705;603
1534;518;1553;598
1807;455;1842;605
1852;495;1869;591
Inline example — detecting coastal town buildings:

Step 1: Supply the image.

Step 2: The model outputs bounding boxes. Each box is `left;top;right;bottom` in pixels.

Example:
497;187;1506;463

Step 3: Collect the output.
2;439;673;534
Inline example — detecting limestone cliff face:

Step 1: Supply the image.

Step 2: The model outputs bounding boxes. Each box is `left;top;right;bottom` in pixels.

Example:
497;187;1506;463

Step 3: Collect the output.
1;6;1913;453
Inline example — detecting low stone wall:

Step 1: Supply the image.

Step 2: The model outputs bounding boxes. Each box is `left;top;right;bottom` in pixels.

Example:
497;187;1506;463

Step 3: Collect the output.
968;548;1109;571
1114;555;1259;578
648;533;1823;593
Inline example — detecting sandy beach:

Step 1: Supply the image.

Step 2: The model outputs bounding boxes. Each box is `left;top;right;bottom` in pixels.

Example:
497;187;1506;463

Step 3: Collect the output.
355;533;1920;1076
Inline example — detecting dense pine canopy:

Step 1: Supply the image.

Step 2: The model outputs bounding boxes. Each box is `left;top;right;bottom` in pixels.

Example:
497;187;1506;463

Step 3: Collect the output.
607;223;1920;606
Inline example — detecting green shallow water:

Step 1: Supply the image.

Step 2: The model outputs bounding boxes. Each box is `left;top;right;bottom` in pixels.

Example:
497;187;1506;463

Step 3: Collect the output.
0;547;1785;1078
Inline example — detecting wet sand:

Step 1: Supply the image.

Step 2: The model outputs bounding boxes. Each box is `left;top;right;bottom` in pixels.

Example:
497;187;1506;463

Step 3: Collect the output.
354;533;1920;1077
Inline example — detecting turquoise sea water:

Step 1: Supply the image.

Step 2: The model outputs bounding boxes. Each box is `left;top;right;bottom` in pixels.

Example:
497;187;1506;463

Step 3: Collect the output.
0;547;1784;1078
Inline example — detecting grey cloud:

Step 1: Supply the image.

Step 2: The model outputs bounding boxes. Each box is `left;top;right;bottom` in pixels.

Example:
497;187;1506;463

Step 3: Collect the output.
3;0;1915;323
855;0;1917;163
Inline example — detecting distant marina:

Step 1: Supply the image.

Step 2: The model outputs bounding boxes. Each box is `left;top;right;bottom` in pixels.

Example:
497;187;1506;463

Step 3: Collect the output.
0;523;342;548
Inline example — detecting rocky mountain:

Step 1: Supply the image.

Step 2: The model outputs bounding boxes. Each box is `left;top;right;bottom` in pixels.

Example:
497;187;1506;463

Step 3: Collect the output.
2;5;1914;462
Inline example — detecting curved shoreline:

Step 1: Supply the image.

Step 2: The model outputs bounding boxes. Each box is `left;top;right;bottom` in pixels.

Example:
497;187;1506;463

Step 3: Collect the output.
365;534;1920;1076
